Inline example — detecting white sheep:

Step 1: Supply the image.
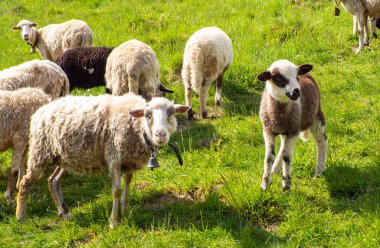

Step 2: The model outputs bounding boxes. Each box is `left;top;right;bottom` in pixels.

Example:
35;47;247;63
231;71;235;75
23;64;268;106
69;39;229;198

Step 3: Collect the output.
182;27;233;119
0;59;69;99
12;19;92;61
16;93;189;228
340;0;380;53
0;88;51;204
105;39;173;100
257;60;327;191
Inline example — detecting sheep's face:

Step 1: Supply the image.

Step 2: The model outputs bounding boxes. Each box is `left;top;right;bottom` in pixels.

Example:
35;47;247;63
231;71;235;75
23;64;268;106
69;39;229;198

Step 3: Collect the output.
257;60;312;103
11;20;38;43
130;98;190;146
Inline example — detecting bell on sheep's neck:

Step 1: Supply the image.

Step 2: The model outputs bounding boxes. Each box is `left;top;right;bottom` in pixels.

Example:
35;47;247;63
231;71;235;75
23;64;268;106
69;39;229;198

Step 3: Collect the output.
147;156;159;170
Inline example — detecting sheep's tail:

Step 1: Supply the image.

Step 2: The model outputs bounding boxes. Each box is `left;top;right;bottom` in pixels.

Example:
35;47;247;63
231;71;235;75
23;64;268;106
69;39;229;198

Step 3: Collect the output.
299;129;310;142
187;46;204;94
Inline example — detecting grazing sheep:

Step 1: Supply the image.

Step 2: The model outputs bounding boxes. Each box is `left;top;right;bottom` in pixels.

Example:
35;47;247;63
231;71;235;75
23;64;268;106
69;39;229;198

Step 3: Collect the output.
257;60;327;191
56;46;113;91
340;0;380;53
12;19;92;61
182;27;233;119
105;39;173;100
0;88;51;204
16;93;190;228
0;59;69;99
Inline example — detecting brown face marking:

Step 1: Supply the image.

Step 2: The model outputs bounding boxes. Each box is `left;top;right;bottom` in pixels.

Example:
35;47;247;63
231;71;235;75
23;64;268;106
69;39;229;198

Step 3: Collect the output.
271;68;289;88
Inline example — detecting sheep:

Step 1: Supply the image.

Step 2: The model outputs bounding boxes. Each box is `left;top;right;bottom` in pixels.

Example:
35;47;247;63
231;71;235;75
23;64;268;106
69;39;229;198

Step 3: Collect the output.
12;19;92;61
56;46;113;91
105;39;174;100
257;60;327;191
0;59;69;99
339;0;380;53
0;88;51;204
182;27;234;119
16;93;190;228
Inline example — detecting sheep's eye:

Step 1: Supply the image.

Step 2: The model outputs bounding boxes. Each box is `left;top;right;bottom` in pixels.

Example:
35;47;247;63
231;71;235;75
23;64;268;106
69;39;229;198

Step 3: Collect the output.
167;109;175;118
145;113;152;119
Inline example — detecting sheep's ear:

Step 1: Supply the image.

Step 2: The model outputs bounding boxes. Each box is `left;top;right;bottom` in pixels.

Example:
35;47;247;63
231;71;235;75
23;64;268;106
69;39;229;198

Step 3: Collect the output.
174;104;191;113
11;25;19;31
298;64;313;75
257;71;271;81
129;109;145;118
30;22;38;27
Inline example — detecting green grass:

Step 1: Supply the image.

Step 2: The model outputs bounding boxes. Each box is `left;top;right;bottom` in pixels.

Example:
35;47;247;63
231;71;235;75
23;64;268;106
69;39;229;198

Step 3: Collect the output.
0;0;379;247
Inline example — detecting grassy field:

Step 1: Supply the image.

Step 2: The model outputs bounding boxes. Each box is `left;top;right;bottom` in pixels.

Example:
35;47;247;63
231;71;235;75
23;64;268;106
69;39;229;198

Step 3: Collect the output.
0;0;379;247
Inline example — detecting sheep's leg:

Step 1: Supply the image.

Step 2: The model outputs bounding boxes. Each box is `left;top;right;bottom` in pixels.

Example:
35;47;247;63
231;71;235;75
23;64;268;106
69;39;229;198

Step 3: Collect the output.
185;83;194;119
355;13;367;53
369;17;377;38
310;120;328;179
121;171;133;212
353;16;358;35
5;146;26;204
281;135;298;191
17;147;28;189
16;165;45;220
199;80;211;119
261;131;276;191
364;14;370;46
271;134;286;174
215;74;223;106
109;166;122;229
48;167;69;218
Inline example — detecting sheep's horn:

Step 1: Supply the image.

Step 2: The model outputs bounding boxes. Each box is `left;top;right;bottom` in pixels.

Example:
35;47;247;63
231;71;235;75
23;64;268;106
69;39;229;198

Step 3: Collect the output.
159;83;174;93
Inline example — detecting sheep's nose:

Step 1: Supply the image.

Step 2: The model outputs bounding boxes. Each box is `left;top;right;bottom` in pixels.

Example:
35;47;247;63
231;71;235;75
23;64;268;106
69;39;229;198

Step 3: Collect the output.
155;130;167;139
286;88;300;100
23;34;29;40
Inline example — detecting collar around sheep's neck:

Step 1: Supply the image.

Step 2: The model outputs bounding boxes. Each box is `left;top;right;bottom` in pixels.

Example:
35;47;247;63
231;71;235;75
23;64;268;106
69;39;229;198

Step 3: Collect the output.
27;29;39;49
142;129;183;168
142;129;161;156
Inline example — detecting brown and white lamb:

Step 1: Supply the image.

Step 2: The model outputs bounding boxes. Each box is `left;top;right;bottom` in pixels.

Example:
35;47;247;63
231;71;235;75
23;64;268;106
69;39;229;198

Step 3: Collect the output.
257;60;327;191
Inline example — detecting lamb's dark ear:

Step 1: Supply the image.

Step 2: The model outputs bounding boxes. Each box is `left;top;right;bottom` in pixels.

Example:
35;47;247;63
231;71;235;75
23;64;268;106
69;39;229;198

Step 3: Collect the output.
257;71;271;81
129;109;145;118
30;22;38;27
174;104;191;113
298;64;313;75
11;25;19;31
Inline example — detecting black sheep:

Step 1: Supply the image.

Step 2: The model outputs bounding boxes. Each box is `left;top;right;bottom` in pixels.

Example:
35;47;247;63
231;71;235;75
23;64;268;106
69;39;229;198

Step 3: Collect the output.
56;46;113;91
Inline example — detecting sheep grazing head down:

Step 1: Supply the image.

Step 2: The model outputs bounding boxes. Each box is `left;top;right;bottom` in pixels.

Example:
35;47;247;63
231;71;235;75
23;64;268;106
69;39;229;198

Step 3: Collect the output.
130;97;190;146
257;60;313;103
11;20;38;43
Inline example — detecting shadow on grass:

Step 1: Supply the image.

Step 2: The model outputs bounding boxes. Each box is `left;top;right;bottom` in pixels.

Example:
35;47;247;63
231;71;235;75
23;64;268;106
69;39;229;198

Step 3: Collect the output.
324;163;380;212
222;80;263;117
128;190;285;247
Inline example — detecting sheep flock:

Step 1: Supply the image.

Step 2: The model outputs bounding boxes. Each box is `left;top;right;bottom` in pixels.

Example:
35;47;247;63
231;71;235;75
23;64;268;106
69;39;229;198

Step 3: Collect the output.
1;1;375;229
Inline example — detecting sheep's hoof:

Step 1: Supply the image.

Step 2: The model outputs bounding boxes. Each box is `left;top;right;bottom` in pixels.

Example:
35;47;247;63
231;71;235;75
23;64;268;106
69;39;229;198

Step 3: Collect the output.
364;41;369;46
201;111;208;119
4;193;15;205
187;108;194;120
105;88;112;94
352;47;363;54
282;175;291;191
109;219;119;229
260;177;271;191
215;100;221;106
60;212;72;220
16;212;25;221
373;33;378;38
